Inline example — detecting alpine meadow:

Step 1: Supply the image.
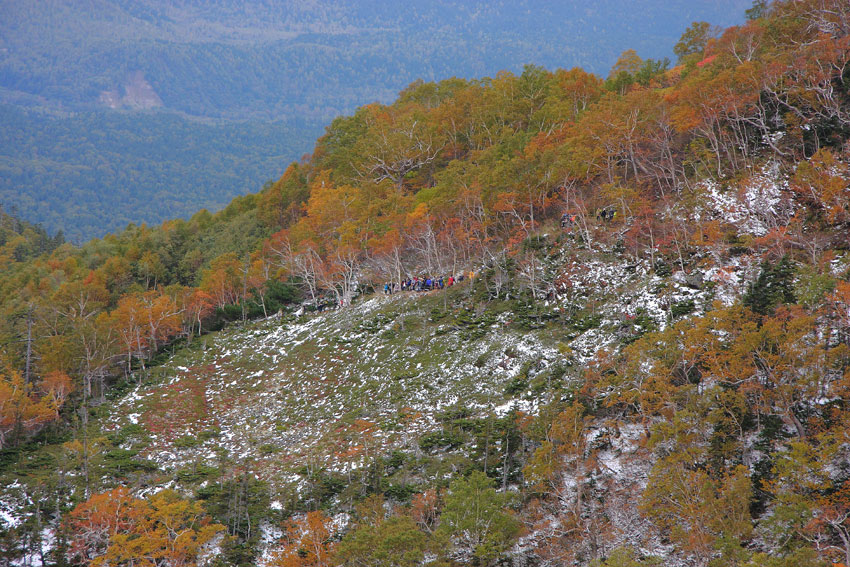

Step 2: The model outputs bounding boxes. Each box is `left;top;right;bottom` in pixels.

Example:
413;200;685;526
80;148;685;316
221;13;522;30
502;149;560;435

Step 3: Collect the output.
1;2;850;567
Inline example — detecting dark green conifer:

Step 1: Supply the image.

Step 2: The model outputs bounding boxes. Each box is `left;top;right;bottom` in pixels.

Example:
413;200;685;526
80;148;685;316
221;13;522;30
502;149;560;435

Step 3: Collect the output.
743;255;796;315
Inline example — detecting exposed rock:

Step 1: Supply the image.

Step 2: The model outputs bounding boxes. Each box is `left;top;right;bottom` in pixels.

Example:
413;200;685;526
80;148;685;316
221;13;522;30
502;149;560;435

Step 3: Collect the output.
684;270;704;289
99;71;163;110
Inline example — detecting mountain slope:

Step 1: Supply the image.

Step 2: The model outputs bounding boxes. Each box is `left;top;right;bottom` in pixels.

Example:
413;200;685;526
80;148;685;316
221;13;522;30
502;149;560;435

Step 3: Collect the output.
1;2;850;565
104;236;707;483
9;230;842;564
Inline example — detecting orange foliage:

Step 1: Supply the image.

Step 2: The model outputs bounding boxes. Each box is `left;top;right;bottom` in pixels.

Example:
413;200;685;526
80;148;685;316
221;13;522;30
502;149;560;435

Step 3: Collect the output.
270;511;336;567
793;149;850;224
200;253;243;308
0;366;66;448
112;290;182;365
67;488;224;567
67;488;138;564
410;489;441;534
40;370;73;406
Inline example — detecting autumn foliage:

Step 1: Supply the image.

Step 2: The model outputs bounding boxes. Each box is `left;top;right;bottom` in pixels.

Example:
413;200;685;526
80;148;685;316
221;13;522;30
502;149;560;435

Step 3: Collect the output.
66;488;224;567
0;365;70;447
0;1;850;565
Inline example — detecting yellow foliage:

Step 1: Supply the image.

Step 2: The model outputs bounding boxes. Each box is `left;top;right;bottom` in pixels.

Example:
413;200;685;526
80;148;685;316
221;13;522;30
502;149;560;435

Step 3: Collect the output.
0;367;63;447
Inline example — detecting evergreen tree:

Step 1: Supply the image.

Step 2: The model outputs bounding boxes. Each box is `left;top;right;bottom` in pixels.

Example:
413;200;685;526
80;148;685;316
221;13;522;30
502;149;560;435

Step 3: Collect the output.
743;256;796;315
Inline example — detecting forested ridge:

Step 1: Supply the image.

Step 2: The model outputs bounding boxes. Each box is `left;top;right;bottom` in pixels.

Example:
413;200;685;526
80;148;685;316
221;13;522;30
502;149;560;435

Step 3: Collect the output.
1;1;850;565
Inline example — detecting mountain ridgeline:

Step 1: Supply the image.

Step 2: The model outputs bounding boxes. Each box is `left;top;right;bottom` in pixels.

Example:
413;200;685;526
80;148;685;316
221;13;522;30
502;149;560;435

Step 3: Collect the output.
1;2;850;566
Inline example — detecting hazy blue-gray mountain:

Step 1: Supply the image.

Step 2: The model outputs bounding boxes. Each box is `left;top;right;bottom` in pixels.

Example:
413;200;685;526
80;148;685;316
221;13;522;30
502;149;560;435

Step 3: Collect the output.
0;0;751;240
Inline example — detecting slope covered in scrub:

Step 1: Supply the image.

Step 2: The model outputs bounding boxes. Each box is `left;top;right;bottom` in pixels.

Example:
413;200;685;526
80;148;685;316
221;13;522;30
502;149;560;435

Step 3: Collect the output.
1;1;850;565
101;237;712;487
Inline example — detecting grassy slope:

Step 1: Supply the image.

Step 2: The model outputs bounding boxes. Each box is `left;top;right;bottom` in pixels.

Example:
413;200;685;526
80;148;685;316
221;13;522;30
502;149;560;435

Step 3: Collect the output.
106;288;561;485
96;235;718;494
3;226;847;561
2;224;802;562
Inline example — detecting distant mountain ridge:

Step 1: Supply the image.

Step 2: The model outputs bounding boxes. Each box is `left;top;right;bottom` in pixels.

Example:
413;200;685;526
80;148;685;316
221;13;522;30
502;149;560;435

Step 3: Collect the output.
0;1;751;241
1;0;752;119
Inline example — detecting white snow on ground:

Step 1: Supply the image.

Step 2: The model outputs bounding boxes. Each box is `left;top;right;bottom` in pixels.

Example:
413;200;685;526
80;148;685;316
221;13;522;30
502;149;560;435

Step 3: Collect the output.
515;417;679;566
2;233;775;565
99;236;756;495
104;292;565;488
554;254;716;362
0;481;26;529
700;161;793;238
13;527;55;567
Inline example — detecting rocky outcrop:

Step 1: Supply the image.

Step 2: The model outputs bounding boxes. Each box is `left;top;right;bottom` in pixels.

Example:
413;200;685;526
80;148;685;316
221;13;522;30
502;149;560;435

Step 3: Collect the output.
99;71;162;109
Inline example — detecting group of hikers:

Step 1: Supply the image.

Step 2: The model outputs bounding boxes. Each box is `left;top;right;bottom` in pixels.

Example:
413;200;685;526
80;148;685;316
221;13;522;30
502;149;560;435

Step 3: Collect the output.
315;207;619;311
560;207;617;228
383;272;473;295
310;272;474;312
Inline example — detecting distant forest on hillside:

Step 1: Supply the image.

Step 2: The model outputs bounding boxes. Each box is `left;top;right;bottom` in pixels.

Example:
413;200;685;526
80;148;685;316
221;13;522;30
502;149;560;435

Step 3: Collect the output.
1;0;752;118
2;2;850;564
0;107;301;242
0;0;750;240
